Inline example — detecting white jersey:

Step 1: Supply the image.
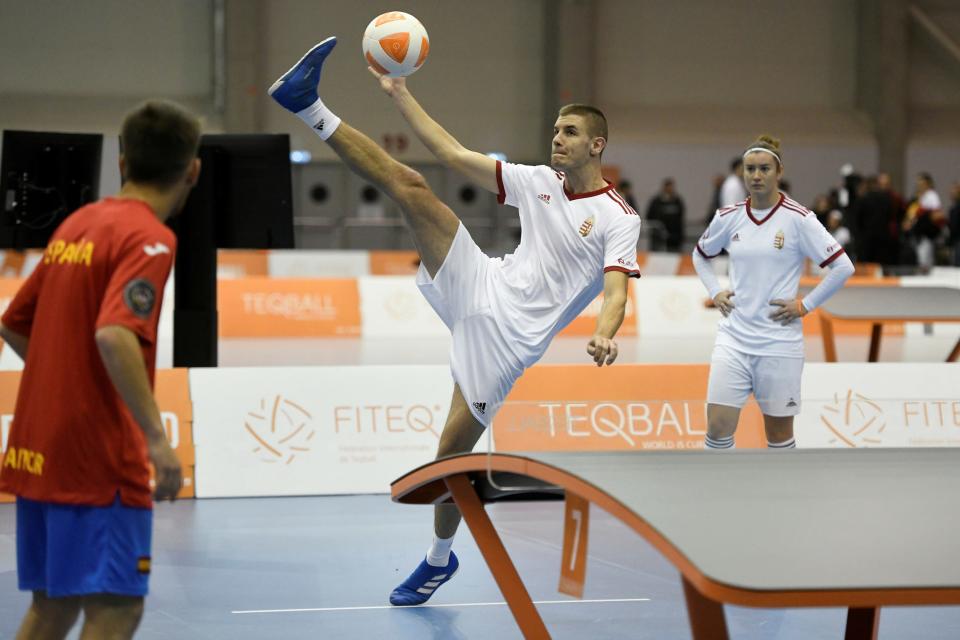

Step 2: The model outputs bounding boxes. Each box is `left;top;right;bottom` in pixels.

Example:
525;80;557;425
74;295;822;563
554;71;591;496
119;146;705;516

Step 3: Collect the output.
492;161;641;366
696;193;845;358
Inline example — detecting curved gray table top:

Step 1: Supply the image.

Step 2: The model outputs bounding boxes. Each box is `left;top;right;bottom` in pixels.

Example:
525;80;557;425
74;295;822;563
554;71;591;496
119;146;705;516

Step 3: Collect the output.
501;449;960;592
800;286;960;320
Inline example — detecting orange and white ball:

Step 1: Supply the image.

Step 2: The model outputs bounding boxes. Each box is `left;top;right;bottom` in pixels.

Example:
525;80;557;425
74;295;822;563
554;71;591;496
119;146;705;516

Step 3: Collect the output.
362;11;430;78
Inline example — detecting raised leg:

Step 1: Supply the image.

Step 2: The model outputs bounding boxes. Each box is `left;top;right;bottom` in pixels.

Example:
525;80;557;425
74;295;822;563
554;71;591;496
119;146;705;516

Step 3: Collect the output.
326;123;460;278
445;473;551;639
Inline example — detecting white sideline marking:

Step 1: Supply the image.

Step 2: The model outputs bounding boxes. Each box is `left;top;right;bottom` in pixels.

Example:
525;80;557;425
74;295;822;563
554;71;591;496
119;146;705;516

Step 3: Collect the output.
232;597;651;615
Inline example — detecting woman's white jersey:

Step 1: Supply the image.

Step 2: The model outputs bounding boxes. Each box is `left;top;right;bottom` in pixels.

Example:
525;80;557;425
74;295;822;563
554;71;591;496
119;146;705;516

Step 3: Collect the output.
696;193;846;358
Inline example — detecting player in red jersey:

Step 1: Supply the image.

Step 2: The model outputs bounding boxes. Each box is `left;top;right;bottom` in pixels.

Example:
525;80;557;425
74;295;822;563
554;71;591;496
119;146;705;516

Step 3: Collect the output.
0;100;200;640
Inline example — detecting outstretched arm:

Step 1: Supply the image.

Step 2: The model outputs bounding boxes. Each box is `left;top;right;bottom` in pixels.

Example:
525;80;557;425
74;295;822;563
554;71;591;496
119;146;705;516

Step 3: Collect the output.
587;270;630;367
370;69;498;194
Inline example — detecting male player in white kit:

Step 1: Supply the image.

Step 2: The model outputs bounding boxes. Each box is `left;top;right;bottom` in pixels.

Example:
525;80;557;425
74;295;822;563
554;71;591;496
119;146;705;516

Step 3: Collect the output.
693;135;854;450
268;39;641;605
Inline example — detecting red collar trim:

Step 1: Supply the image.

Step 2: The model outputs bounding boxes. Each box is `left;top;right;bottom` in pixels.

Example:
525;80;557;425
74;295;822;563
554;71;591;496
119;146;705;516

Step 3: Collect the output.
564;180;615;201
745;193;784;225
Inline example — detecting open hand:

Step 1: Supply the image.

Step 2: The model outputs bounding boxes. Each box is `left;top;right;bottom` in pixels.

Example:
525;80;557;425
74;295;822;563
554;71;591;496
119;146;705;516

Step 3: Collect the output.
367;66;406;97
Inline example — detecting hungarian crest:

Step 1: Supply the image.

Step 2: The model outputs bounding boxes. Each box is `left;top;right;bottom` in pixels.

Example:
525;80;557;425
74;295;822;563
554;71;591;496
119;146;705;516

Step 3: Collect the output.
579;216;595;237
774;230;785;249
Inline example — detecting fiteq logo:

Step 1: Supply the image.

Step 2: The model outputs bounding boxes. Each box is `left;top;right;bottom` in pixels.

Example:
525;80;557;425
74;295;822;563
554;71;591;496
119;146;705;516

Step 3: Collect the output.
245;396;317;464
333;404;442;439
241;293;337;321
820;389;886;447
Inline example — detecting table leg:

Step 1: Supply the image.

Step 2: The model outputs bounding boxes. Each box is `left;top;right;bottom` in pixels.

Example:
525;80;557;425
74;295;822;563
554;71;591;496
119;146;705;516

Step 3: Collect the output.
947;337;960;363
445;473;551;640
820;312;837;362
681;577;729;640
844;606;881;640
868;323;882;362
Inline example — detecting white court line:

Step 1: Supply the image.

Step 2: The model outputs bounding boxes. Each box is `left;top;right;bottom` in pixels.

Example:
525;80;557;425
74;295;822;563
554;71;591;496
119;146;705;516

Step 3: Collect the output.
232;597;651;615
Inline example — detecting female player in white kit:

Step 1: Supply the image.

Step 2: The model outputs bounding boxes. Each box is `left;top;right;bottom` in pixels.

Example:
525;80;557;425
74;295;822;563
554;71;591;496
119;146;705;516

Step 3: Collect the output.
267;38;641;605
693;136;855;450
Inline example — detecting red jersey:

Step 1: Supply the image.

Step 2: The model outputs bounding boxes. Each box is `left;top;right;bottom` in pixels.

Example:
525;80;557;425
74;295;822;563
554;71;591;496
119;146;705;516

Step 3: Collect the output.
0;198;175;509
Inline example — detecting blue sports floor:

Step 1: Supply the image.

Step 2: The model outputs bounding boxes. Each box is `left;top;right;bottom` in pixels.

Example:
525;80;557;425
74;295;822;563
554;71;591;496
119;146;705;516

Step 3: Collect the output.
3;334;960;638
2;495;959;639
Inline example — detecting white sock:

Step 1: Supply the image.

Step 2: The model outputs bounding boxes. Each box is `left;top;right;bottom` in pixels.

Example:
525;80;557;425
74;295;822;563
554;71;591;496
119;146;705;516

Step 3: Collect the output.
704;434;734;450
296;98;341;141
426;535;454;567
768;437;796;449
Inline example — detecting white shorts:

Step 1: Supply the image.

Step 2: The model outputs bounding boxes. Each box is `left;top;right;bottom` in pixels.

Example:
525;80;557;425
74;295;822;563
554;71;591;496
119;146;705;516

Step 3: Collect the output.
707;344;803;417
416;223;524;428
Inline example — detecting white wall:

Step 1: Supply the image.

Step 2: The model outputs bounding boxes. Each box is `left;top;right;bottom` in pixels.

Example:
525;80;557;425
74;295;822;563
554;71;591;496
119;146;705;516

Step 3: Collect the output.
0;0;957;207
0;1;215;134
597;0;858;110
261;0;546;163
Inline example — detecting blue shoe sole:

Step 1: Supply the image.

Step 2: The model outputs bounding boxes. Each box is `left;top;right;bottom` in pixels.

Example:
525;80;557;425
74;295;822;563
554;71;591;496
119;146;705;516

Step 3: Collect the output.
267;36;337;110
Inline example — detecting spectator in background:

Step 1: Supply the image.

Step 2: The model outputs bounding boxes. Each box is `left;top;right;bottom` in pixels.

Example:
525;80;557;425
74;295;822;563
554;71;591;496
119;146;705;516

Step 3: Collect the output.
827;209;852;250
904;172;945;270
617;180;639;212
646;178;686;252
812;194;831;228
877;172;905;216
705;173;724;225
720;158;746;207
949;182;960;266
839;163;863;213
852;175;899;266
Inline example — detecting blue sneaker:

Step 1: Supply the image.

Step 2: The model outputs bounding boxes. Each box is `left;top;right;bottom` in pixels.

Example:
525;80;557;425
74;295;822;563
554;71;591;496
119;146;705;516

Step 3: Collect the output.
389;552;459;606
268;37;337;113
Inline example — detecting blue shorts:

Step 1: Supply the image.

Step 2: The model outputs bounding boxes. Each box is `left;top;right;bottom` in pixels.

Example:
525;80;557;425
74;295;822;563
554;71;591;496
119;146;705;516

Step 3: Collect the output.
16;494;152;597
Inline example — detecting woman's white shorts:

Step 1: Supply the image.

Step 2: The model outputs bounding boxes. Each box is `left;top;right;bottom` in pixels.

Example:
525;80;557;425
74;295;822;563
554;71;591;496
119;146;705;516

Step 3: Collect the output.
707;344;803;417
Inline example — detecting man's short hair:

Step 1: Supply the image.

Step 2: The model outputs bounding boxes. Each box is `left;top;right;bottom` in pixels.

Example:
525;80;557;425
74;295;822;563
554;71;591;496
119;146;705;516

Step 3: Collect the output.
120;100;201;188
730;157;743;172
558;104;608;143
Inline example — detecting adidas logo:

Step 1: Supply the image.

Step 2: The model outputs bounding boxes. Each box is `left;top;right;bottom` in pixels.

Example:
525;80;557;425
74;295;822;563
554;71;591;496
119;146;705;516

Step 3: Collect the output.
472;402;486;415
786;398;798;407
537;194;551;204
732;233;740;242
143;242;170;257
314;118;325;131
